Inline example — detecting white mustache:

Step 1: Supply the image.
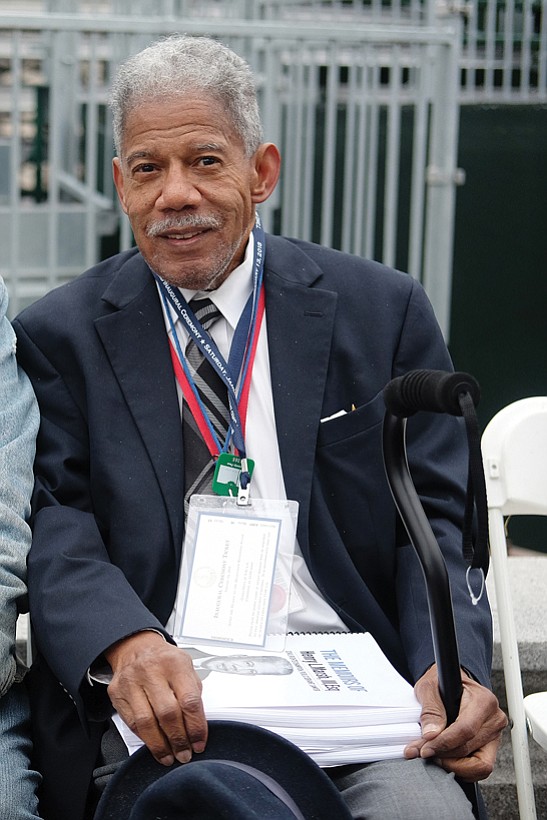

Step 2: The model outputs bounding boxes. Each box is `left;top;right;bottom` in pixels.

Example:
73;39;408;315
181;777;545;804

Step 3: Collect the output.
146;215;222;237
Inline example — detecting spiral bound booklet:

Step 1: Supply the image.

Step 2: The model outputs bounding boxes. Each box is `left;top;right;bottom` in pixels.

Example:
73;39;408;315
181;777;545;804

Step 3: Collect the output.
114;632;422;766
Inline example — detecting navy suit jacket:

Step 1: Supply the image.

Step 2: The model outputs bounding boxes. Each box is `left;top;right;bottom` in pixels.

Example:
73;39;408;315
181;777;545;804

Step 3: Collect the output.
14;235;492;820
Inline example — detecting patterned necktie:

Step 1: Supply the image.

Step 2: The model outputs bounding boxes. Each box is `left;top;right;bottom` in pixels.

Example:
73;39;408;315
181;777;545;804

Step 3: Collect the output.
183;297;230;515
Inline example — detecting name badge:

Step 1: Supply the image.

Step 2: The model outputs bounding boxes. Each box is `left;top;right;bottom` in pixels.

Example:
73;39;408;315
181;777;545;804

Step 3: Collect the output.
171;496;298;651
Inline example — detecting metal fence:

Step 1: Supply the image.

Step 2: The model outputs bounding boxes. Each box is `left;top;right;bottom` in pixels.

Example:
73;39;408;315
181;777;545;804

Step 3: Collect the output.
0;0;544;334
0;11;464;337
459;0;546;101
27;0;546;102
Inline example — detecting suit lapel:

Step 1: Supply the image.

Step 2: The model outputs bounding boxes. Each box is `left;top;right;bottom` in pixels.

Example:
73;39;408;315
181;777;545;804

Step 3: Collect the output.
90;239;336;557
94;254;184;553
264;236;337;532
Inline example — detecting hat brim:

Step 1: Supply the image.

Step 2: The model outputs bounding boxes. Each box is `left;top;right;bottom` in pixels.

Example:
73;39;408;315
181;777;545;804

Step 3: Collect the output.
94;720;352;820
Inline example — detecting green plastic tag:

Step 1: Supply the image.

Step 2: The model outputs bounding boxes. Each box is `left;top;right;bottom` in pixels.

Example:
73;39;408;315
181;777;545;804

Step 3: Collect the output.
212;452;255;497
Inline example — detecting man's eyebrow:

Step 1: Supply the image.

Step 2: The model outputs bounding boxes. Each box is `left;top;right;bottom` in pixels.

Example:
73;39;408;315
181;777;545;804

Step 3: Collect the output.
125;150;152;166
194;142;226;153
124;143;226;166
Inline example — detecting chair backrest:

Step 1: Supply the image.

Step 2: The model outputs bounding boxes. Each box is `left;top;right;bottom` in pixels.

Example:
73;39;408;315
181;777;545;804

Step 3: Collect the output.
482;396;547;516
482;396;547;820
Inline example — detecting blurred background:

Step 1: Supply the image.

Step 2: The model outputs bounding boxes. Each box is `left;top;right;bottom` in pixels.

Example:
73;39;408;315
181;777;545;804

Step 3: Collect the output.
0;0;545;547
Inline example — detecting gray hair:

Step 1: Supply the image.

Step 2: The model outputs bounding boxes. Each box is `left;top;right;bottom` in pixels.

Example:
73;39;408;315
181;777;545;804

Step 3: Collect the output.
110;34;263;157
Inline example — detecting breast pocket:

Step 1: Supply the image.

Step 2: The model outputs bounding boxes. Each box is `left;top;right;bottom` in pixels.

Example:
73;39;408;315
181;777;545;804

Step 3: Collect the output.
314;389;395;579
318;390;386;449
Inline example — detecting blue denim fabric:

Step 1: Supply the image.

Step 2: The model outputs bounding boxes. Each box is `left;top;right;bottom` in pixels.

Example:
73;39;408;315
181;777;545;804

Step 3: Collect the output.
0;277;40;818
0;277;39;695
0;683;40;819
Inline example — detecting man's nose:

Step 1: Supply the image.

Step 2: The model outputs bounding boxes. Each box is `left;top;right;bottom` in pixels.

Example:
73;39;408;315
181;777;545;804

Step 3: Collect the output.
157;166;202;210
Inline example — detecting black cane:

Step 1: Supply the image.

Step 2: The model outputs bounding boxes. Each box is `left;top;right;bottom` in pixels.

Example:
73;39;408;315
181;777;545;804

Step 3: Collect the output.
382;369;483;724
382;369;487;819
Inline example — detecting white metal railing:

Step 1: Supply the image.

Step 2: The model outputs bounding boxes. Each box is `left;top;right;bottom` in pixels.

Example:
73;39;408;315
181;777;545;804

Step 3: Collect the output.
2;0;543;331
458;0;546;101
0;0;544;101
41;0;547;102
0;12;463;337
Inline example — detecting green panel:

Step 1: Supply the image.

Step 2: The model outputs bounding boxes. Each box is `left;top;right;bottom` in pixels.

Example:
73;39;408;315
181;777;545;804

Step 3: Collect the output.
449;105;547;551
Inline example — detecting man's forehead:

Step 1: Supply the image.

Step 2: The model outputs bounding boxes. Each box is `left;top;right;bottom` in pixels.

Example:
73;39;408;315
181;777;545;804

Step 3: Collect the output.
122;94;234;133
119;100;244;160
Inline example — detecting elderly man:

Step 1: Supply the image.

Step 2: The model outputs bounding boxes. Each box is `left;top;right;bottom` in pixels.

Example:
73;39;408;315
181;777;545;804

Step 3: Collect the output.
15;34;505;820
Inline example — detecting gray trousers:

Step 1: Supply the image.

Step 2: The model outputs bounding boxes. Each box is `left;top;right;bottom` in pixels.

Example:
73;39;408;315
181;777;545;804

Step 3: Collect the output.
327;758;476;820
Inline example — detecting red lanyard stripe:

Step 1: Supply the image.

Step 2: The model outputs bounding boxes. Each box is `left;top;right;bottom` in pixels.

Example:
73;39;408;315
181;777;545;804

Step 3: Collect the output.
169;341;219;456
169;286;266;457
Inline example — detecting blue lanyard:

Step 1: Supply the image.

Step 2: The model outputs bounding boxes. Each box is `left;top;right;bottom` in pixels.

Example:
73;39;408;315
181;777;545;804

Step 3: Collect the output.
155;214;266;458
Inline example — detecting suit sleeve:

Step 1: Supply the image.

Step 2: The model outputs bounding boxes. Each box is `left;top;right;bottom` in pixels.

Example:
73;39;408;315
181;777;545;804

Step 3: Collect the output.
13;318;172;720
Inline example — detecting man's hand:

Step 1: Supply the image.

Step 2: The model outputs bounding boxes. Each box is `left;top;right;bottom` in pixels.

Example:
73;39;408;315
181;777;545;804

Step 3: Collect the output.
105;631;208;766
404;664;508;781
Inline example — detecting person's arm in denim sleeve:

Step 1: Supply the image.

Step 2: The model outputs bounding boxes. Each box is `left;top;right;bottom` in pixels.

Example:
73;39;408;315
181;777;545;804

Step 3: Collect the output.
0;278;39;696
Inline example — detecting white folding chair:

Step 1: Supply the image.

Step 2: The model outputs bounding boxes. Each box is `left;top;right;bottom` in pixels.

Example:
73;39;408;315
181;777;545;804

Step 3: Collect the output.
482;396;547;820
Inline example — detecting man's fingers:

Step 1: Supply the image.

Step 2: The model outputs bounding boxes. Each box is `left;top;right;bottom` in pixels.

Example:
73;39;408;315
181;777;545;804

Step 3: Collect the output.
407;663;508;782
413;666;447;738
419;679;507;760
403;665;447;759
436;738;503;782
143;684;194;764
419;710;506;760
151;680;208;761
172;688;208;755
105;633;208;764
108;686;176;766
110;679;207;766
417;704;446;739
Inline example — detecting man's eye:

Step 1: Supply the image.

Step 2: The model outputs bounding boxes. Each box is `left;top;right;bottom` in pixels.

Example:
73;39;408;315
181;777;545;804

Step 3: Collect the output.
199;156;219;167
133;163;156;174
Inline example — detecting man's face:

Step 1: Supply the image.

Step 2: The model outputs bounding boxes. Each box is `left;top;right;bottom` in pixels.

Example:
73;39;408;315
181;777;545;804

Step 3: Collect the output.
112;96;279;291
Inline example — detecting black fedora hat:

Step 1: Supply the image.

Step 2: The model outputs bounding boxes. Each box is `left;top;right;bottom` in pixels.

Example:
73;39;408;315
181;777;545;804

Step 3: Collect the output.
94;720;352;819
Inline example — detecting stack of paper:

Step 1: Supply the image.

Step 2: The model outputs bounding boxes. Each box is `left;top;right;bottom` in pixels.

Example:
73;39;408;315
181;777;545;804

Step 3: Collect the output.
181;632;421;766
114;632;422;767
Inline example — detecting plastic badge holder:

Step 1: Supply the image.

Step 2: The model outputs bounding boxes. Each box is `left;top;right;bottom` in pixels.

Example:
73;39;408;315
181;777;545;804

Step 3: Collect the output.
171;495;299;652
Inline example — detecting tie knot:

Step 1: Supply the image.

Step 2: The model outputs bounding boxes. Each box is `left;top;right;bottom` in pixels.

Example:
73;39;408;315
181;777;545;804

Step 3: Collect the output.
190;297;222;331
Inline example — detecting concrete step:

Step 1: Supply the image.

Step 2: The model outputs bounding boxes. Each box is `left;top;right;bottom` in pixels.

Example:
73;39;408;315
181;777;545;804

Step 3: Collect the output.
482;727;547;819
482;556;547;819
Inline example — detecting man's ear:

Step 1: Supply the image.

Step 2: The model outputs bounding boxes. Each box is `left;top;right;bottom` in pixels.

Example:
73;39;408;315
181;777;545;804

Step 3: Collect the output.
112;157;129;215
251;143;281;204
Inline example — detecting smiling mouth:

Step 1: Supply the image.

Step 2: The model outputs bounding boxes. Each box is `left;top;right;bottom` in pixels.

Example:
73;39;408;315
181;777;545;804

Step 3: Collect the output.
162;230;207;241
